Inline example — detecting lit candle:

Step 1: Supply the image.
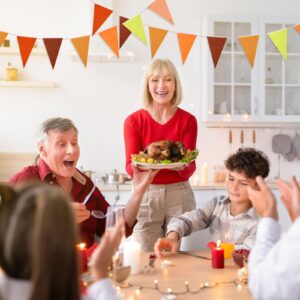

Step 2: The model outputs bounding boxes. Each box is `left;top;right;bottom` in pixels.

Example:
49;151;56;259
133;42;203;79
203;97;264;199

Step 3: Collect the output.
124;240;141;275
77;243;88;272
201;163;208;185
211;240;224;269
221;242;235;259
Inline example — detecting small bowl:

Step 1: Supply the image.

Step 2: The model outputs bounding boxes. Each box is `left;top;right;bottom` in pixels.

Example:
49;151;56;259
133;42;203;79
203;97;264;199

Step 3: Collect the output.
232;249;250;268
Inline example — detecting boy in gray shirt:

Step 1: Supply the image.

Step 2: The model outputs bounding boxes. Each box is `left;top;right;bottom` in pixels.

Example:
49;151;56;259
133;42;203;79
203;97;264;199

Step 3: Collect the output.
154;148;270;257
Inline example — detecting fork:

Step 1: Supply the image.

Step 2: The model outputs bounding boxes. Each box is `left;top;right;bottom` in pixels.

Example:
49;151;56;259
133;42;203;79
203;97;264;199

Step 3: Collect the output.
90;184;120;219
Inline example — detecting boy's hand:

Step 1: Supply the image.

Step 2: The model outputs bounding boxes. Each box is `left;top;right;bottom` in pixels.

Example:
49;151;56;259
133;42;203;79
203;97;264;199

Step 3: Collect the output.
247;176;278;221
276;176;300;222
154;233;179;258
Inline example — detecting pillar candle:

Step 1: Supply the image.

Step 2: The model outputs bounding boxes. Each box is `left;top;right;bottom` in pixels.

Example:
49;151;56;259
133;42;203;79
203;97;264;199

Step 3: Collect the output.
77;243;88;273
221;242;235;259
124;241;141;275
201;163;208;185
212;240;224;269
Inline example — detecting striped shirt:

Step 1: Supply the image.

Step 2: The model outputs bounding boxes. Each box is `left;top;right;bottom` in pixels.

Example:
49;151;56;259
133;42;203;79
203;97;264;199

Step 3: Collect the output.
167;195;259;249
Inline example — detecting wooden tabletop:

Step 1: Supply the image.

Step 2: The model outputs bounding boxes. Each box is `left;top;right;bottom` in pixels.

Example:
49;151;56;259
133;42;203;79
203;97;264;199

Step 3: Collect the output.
118;251;252;300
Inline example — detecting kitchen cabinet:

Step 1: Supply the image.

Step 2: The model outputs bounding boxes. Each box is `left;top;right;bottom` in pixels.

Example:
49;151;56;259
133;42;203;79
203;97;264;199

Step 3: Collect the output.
201;16;300;127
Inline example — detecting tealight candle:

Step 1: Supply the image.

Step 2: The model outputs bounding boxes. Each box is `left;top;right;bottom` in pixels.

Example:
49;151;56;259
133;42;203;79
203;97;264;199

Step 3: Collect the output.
124;240;141;275
212;240;224;269
221;242;235;259
161;259;172;268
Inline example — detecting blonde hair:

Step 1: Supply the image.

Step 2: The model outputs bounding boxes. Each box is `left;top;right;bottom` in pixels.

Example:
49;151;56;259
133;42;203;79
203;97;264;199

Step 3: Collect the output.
142;58;182;108
0;183;80;300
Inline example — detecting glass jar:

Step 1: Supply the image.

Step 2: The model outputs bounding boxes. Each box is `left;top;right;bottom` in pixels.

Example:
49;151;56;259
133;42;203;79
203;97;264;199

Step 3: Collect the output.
213;165;227;183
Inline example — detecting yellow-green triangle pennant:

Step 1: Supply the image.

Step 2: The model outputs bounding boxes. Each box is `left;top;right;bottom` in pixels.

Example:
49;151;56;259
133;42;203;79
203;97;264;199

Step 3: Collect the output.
123;15;147;45
267;28;287;61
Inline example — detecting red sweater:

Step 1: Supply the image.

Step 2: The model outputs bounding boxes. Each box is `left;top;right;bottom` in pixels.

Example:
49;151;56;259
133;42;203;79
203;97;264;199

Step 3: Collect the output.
124;108;198;184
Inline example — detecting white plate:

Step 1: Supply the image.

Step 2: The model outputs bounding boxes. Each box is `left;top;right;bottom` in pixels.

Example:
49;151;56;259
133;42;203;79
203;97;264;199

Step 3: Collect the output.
132;161;187;170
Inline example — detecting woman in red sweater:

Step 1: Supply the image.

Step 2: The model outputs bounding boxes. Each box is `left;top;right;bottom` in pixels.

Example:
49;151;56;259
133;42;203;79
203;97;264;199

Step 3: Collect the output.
124;58;198;251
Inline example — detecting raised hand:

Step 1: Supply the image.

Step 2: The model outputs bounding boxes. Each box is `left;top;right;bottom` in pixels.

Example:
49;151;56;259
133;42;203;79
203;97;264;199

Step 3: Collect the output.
276;176;300;222
132;163;159;197
247;176;278;220
89;219;125;281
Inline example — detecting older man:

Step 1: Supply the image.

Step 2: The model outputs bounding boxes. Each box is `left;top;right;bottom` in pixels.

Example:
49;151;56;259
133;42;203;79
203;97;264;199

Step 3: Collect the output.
9;117;158;246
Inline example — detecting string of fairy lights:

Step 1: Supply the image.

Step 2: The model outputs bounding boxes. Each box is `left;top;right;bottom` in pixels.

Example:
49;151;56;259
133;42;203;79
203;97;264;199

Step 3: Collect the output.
115;268;248;297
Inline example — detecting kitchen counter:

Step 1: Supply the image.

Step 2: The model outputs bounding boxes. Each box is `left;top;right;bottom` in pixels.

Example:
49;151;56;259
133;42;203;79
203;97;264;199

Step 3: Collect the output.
97;181;278;191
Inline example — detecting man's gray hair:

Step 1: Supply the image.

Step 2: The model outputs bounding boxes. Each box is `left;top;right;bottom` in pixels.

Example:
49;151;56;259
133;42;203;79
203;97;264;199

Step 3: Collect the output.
38;117;78;143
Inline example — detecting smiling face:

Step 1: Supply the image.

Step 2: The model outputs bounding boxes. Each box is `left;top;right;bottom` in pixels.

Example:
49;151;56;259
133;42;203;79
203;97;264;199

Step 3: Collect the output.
148;73;176;106
226;170;257;204
39;128;80;179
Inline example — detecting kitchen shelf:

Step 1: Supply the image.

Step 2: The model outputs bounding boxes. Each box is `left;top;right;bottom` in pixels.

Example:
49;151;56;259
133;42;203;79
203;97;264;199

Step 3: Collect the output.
70;52;135;63
204;121;300;128
0;48;47;56
0;81;56;88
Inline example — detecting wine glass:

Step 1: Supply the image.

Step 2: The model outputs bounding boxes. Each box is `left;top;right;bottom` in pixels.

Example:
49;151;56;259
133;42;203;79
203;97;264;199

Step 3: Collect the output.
105;207;117;232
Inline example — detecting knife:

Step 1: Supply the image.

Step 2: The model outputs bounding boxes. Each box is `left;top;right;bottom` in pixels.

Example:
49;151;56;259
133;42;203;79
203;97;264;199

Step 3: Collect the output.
178;250;211;260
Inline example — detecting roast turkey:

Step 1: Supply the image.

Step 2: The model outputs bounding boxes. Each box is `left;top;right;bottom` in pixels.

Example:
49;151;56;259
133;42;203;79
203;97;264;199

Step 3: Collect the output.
144;140;187;162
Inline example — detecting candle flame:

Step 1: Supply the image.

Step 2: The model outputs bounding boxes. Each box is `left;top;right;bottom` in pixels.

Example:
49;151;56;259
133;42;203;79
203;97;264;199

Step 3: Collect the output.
217;240;221;247
77;242;86;250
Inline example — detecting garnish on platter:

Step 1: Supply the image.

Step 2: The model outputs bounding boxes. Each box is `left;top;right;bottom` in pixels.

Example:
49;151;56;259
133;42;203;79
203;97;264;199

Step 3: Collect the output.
131;140;199;170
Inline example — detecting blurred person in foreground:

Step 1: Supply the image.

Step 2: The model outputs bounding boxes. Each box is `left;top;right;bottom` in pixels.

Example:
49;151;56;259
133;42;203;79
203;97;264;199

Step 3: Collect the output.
247;175;300;300
0;183;123;300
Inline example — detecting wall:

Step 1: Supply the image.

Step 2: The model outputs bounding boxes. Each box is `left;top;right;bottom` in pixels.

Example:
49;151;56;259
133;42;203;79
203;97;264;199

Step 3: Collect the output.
0;0;300;181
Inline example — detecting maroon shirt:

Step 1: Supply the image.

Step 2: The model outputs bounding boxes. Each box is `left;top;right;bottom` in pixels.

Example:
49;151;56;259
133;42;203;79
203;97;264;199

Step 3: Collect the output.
9;159;134;246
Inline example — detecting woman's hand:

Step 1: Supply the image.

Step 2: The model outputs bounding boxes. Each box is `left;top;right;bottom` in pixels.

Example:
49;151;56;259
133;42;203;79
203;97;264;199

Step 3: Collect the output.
276;176;300;222
89;219;125;281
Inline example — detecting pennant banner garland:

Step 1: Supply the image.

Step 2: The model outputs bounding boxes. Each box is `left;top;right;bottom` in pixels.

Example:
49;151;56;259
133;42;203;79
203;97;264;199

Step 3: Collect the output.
149;27;168;57
268;29;288;61
43;38;63;69
0;32;8;47
207;36;227;68
119;16;131;49
177;33;196;64
0;0;299;69
99;26;119;57
17;36;36;67
239;35;259;68
123;15;147;45
148;0;174;25
71;36;90;67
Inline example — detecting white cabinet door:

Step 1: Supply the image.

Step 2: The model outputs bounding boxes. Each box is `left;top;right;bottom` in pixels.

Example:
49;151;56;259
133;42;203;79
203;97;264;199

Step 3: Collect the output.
201;16;259;124
201;16;300;126
261;19;300;122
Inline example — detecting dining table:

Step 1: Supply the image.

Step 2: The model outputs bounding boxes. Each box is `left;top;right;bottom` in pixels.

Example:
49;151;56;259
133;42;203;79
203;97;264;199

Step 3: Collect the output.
116;250;252;300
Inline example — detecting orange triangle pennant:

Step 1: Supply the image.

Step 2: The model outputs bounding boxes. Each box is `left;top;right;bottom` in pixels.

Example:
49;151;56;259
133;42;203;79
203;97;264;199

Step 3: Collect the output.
43;38;63;69
0;32;8;47
99;26;119;57
92;4;113;35
149;27;168;57
119;16;131;48
17;36;36;67
295;24;300;34
239;35;259;68
148;0;174;24
177;33;196;64
71;36;90;67
207;36;227;68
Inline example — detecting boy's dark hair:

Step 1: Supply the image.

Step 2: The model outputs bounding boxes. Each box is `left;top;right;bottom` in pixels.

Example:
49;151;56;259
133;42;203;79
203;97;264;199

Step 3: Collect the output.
224;147;270;179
